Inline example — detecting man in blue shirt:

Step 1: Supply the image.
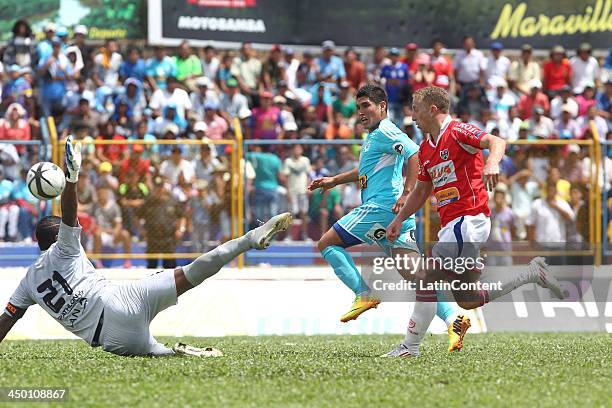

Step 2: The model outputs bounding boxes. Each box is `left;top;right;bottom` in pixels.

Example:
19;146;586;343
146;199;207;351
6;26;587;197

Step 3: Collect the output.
316;40;346;91
380;48;410;126
38;37;73;116
120;47;146;83
145;46;177;91
309;84;459;330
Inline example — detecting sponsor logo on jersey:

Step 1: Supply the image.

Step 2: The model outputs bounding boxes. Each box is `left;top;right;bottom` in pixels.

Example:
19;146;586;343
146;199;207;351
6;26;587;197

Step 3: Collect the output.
6;302;17;315
359;174;367;190
440;148;449;160
434;187;460;207
428;160;457;188
393;142;404;155
365;223;387;242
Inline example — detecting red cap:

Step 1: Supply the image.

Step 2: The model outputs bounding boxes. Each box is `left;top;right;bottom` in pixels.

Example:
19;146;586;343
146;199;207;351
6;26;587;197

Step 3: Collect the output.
132;144;144;153
405;42;418;50
260;91;273;98
271;44;281;52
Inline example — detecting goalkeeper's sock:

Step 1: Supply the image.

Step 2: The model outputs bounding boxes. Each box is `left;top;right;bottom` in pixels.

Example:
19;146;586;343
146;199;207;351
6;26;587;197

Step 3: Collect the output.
321;246;369;295
182;235;251;286
401;289;437;355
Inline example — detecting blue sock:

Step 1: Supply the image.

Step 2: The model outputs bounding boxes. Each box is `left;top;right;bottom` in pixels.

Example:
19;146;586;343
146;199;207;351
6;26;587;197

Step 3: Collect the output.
322;246;369;295
436;291;459;326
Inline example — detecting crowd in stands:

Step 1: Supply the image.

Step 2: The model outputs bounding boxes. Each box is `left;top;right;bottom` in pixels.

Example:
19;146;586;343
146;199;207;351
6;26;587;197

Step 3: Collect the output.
0;19;611;263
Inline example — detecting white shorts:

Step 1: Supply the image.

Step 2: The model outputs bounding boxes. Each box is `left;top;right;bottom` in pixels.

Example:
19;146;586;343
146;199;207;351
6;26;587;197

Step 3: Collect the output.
432;213;491;266
100;231;117;247
290;193;308;215
98;270;178;356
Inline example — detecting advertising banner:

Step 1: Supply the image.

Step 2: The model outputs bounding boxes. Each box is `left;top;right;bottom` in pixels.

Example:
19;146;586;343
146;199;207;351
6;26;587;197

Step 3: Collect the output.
149;0;612;49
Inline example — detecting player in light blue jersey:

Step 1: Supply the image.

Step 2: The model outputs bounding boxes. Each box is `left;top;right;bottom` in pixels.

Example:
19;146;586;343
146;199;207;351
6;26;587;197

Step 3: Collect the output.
309;84;460;332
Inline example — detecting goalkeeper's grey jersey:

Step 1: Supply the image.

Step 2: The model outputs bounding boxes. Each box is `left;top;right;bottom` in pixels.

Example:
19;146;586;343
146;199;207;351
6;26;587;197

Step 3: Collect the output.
5;222;111;344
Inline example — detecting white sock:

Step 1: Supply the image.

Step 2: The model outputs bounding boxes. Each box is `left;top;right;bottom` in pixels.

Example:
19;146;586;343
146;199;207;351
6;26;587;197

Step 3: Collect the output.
401;289;437;355
182;235;251;286
480;264;535;303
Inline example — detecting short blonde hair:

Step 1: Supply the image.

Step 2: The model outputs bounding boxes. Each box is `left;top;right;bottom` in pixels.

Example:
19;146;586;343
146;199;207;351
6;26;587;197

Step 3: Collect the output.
413;86;450;113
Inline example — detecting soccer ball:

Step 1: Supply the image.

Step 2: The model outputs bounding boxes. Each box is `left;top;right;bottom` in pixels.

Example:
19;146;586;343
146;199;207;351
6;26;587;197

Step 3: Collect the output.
27;162;66;200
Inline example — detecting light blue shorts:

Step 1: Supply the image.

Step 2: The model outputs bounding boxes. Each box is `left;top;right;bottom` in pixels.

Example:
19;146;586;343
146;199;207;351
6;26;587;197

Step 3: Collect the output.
333;203;419;255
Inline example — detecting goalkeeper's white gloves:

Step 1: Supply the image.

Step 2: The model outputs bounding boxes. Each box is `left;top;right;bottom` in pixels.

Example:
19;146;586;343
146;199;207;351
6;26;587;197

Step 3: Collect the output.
65;135;82;183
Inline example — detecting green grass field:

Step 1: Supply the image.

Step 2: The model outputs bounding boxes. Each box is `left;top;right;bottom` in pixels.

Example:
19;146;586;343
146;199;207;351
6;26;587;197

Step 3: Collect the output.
1;333;610;407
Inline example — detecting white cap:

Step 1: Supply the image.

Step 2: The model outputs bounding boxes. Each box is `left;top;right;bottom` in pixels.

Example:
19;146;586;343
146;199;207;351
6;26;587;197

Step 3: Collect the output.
195;76;211;87
45;22;57;32
74;25;88;35
568;143;580;154
193;121;208;132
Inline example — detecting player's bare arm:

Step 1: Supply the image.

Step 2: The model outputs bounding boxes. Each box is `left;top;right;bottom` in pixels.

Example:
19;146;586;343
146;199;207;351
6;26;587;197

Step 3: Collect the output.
62;135;82;227
308;168;358;192
387;180;433;242
392;154;419;213
0;307;25;344
479;133;506;191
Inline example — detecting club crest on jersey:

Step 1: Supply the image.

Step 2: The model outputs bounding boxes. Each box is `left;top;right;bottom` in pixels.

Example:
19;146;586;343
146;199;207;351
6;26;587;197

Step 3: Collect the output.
359;175;367;190
393;142;404;155
440;148;449;160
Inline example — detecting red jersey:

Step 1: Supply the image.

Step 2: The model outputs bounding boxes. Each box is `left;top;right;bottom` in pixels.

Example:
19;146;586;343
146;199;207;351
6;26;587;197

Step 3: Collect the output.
417;118;490;227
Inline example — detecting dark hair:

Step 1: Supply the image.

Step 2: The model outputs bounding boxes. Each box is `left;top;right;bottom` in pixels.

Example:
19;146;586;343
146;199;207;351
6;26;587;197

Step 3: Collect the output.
356;84;388;107
35;216;61;251
204;45;215;52
12;20;32;37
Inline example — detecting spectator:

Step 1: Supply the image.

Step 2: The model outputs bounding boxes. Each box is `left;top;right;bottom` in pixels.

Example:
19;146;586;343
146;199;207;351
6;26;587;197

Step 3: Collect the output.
487;78;517;131
3;20;35;69
249;91;283;139
343;48;366;90
77;170;97;216
95;161;119;192
209;163;231;242
485;42;510;88
518;80;549;119
526;179;574;265
508;44;541;95
453;35;486;95
190;179;213;252
119;47;146;83
63;76;94;113
154;104;187;136
430;39;454;91
0;103;31;155
411;53;435;93
299;106;325;139
550;85;579;120
160;145;195;185
568;185;588;244
508;169;539;239
193;140;221;184
69;25;92;78
325;112;352;140
145;46;177;91
138;176;186;269
10;169;38;241
273;96;296;130
308;186;343;237
202;101;229;140
367;45;390;83
231;42;262;97
118;144;151;185
0;168;18;242
96;122;127;165
488;183;516;266
261;44;285;90
1;64;33;111
528;106;554;139
200;45;220;82
310;82;334;124
216;53;234;92
570;42;600;94
173;40;202;85
93;39;122;88
282;48;300;91
149;76;192;120
554;105;581;139
457;83;488;118
328;145;358;175
381;47;410;125
543;45;572;97
596;78;612;116
333;81;357;119
93;187;131;268
190;76;220;119
247;145;282;227
36;23;56;65
219;77;251;124
402;42;419;74
282;144;311;240
121;77;146;123
549;167;571;202
316;40;346;86
118;171;149;237
63;97;105;137
296;51;319;90
575;83;597;117
577;105;608;141
560;144;586;185
38;37;73;117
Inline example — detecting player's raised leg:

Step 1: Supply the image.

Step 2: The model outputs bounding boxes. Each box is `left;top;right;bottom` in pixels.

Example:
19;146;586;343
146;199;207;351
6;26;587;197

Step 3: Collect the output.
175;212;292;296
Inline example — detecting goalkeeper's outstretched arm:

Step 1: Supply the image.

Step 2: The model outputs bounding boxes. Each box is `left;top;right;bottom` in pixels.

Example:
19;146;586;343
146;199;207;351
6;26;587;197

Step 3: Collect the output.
62;136;81;228
0;309;25;344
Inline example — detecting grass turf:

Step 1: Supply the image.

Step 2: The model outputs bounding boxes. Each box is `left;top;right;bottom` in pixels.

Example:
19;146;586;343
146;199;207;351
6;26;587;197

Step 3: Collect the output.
1;333;610;408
